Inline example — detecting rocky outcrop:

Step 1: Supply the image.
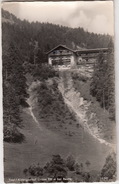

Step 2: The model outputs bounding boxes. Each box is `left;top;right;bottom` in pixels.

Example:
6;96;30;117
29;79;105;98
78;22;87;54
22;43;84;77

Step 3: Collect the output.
58;70;116;151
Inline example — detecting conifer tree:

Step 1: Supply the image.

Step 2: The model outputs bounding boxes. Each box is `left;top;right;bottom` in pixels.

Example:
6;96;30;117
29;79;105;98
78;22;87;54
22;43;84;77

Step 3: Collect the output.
90;42;115;120
3;42;28;142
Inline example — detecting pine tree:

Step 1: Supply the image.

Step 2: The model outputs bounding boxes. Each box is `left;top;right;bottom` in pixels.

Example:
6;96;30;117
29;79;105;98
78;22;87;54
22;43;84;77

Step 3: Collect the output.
3;42;28;142
90;44;115;120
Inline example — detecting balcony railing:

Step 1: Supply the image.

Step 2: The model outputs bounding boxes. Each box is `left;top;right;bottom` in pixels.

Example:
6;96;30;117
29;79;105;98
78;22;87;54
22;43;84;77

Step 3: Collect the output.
49;52;72;57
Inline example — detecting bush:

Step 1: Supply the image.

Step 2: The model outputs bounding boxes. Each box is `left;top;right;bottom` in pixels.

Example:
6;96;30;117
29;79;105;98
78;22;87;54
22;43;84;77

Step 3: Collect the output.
44;155;67;180
23;62;35;74
101;153;116;180
25;155;67;181
20;98;30;108
33;64;59;81
66;155;75;171
74;163;81;174
28;164;43;177
4;124;25;143
24;155;96;182
71;72;88;82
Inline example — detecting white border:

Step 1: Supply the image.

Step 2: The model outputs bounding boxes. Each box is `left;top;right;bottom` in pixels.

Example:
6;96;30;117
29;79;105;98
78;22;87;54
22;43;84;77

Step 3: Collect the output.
0;0;118;184
114;0;119;181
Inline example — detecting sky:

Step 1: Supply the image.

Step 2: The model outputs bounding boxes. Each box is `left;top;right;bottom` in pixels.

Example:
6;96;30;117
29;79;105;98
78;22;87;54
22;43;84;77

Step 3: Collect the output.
2;1;114;35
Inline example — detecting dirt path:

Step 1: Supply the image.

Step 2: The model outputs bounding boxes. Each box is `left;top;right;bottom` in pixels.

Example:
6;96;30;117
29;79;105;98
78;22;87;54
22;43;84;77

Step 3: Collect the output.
27;98;43;131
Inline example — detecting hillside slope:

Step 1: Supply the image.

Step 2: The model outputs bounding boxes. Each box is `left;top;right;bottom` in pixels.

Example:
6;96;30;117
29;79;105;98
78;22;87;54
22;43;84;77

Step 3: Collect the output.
4;75;113;182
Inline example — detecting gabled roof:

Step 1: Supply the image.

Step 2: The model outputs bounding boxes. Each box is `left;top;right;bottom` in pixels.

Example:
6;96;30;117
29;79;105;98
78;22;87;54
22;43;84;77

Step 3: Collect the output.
46;44;75;54
46;44;109;55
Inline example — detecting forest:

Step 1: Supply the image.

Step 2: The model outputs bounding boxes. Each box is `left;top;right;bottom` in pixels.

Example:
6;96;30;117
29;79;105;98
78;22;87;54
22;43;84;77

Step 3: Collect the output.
90;49;115;120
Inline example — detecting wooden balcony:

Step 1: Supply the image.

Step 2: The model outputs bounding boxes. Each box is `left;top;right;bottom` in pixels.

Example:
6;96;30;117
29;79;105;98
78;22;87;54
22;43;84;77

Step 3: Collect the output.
49;52;72;57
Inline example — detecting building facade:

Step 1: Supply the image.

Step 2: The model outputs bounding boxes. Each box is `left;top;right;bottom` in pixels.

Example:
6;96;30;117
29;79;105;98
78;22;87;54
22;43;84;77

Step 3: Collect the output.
47;44;108;68
47;45;78;68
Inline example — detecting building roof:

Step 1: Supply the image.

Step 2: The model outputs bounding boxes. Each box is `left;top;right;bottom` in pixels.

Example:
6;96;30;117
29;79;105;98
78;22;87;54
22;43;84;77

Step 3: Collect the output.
47;44;109;55
75;48;108;54
46;44;75;54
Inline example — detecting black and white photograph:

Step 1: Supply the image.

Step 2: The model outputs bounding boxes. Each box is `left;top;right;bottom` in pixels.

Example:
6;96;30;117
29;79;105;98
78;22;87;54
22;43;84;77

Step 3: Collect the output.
1;0;116;183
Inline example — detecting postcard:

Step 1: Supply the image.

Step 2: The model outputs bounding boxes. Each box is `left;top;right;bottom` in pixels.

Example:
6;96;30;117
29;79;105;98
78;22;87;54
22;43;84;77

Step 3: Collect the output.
1;0;116;183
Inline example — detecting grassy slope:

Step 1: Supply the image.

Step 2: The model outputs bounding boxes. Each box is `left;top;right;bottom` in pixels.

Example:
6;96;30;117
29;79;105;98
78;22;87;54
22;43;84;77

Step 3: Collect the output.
4;105;110;182
4;74;113;182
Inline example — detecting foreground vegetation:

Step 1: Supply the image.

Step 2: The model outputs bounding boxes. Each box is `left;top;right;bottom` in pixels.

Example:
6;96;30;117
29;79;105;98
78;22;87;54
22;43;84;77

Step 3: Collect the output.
23;153;116;182
23;154;94;182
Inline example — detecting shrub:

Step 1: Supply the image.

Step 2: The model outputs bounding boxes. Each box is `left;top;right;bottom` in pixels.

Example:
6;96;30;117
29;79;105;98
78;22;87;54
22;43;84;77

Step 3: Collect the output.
66;155;75;171
101;153;116;180
71;72;88;82
28;164;43;177
33;64;59;81
25;155;67;181
4;124;25;143
44;155;67;181
74;163;81;174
